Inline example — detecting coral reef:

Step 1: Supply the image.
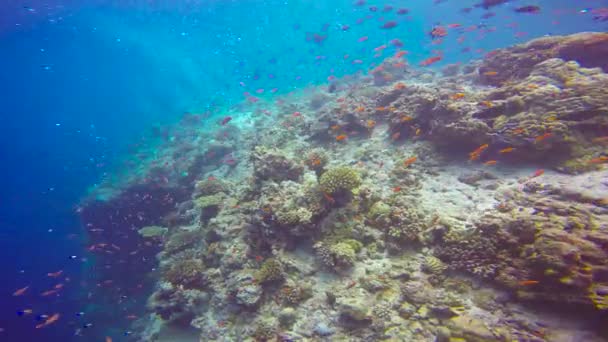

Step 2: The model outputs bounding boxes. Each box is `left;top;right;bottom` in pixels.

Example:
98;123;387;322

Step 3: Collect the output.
81;32;608;342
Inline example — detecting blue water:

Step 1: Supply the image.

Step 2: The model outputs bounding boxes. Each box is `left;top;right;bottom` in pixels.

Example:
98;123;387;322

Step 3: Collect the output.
0;0;606;340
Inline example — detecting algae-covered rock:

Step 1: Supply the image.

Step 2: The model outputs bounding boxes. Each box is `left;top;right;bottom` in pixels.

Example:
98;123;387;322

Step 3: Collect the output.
319;166;361;194
138;225;168;238
252;146;303;182
368;201;391;225
336;295;372;321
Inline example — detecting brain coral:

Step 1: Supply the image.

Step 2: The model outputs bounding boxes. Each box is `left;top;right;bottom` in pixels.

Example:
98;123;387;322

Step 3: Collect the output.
319;166;362;194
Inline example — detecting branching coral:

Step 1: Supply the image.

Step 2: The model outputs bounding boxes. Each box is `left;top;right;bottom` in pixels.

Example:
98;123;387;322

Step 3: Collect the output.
319;166;361;194
314;239;362;270
255;258;284;283
433;228;504;279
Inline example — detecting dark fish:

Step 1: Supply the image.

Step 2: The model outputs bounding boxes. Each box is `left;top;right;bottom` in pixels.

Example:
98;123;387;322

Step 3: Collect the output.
220;116;232;125
381;21;398;29
515;5;541;13
305;32;327;45
396;8;409;15
481;12;496;19
475;0;509;10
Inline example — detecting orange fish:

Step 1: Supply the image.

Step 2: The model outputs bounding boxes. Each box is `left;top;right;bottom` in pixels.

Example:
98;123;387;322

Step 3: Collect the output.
419;56;442;66
511;127;525;135
35;313;60;329
531;169;545;178
469;144;489;160
18;309;33;316
401;115;413;122
592;136;608;144
588;156;608;164
483;71;498;76
54;283;64;290
394;50;408;58
391;132;401;140
393;82;407;90
403;156;417;167
534;132;553;143
499;147;515;154
484;160;497;166
518;280;540;286
13;286;29;296
415;128;421;136
330;125;340;131
323;192;335;204
355;106;365;112
336;134;347;142
376;106;386;111
106;337;113;342
47;270;63;278
479;100;493;108
367;120;376;128
451;93;465;100
393;186;402;192
41;290;58;297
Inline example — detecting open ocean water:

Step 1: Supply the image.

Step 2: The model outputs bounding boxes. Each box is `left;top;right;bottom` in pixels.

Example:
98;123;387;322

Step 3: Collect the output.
1;0;607;341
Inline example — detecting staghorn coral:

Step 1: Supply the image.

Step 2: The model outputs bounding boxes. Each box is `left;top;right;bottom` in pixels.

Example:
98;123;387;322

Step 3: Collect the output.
319;166;361;194
163;259;206;289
